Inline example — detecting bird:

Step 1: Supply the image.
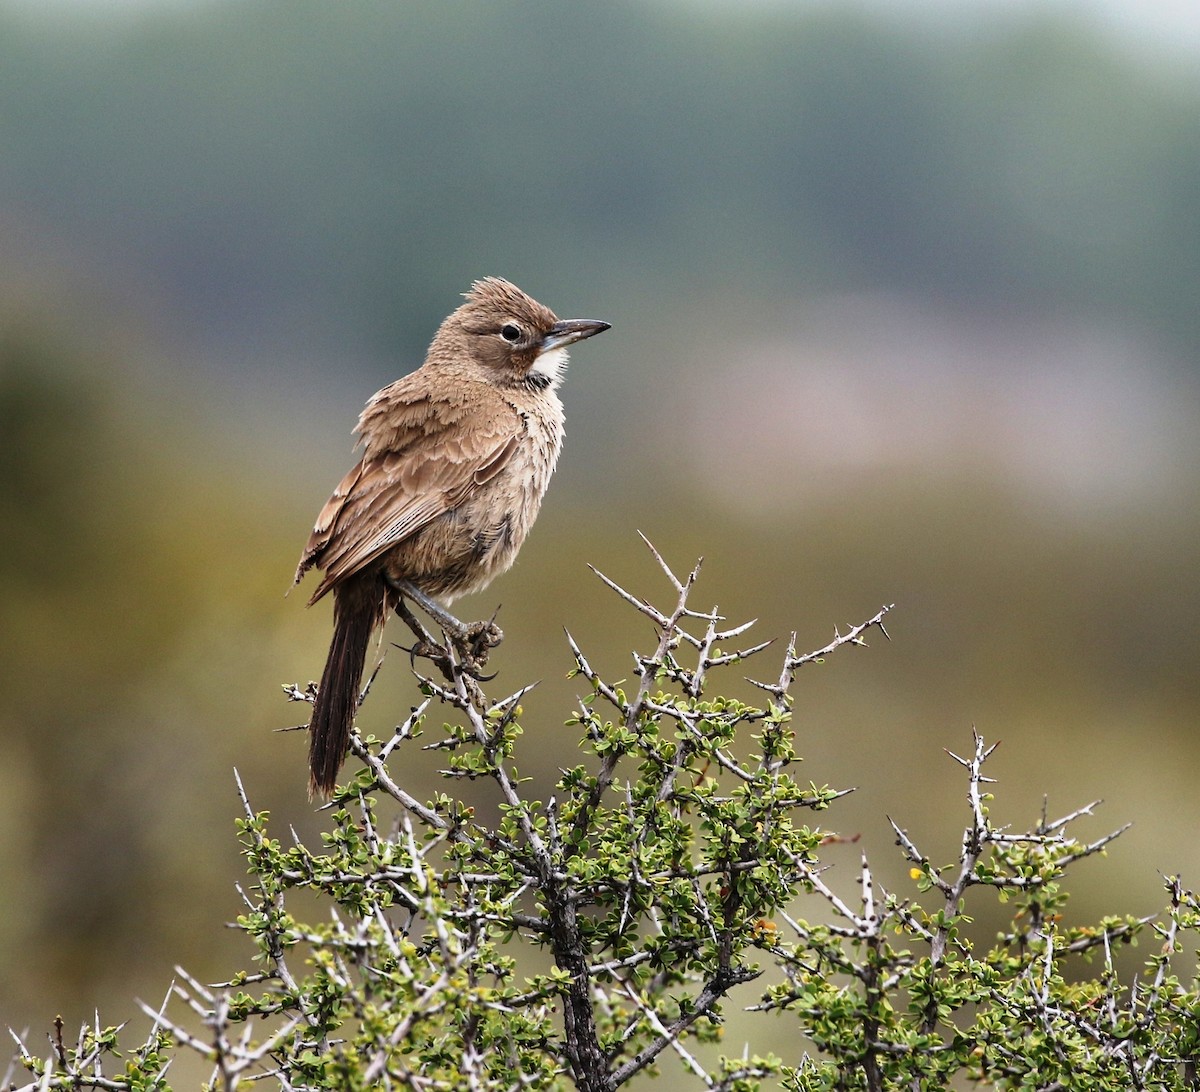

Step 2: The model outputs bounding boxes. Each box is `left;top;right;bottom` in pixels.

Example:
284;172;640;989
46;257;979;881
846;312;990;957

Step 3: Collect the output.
293;277;609;798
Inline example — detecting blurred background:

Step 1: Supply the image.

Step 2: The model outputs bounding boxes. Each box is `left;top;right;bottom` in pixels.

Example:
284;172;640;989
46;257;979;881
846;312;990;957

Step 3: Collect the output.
2;0;1199;1075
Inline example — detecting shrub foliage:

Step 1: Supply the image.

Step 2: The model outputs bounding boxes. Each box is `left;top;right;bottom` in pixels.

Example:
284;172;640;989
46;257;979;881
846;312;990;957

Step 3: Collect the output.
9;541;1200;1090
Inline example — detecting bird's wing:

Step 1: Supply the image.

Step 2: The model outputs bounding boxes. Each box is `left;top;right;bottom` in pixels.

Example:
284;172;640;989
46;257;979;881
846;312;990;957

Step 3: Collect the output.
294;389;521;604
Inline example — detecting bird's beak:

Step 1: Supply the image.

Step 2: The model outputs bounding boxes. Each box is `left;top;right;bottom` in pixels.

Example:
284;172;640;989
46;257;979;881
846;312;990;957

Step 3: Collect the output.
541;318;611;352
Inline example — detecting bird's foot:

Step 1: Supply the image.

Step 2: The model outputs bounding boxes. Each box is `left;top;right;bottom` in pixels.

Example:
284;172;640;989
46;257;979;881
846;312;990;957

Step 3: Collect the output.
389;578;507;680
450;619;504;678
406;621;501;680
400;627;499;692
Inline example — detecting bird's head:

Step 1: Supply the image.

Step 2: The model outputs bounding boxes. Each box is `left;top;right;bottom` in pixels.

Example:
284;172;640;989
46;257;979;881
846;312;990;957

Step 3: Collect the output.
430;276;610;391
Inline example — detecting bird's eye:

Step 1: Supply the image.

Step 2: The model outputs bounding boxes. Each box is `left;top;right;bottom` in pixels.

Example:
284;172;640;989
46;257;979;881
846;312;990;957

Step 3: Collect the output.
500;323;522;343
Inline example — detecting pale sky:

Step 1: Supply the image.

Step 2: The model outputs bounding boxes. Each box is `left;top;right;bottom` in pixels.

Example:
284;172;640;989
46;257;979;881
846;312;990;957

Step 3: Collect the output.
9;0;1200;43
7;0;1200;63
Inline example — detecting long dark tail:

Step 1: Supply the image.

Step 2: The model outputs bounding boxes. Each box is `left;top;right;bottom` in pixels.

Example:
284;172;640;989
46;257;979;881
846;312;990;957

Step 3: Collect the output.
308;575;386;799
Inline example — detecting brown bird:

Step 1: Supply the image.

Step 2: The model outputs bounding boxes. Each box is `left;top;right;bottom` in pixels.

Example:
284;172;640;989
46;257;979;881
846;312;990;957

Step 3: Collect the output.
294;277;609;798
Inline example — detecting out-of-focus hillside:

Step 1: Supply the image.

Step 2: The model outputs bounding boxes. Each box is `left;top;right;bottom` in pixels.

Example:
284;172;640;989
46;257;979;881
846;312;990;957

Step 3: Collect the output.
2;2;1200;368
1;0;1199;1060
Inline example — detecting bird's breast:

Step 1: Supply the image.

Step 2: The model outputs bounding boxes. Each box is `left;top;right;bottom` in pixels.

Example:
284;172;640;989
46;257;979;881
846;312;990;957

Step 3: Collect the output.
382;393;565;602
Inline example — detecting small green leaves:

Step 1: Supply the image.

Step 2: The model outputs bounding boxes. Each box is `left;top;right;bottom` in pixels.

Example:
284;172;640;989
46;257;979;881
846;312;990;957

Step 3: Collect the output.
12;550;1199;1092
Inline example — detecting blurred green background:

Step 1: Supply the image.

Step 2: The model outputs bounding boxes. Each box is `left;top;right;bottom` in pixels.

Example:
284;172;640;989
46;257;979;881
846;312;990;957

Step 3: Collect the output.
2;0;1199;1070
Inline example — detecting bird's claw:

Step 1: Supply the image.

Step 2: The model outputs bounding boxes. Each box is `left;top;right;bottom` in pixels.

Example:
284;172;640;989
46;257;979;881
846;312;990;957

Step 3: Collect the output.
450;620;504;679
397;620;503;682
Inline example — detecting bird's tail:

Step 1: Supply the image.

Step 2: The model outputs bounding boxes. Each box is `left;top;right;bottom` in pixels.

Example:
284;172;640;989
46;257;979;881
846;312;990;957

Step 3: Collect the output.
308;575;387;799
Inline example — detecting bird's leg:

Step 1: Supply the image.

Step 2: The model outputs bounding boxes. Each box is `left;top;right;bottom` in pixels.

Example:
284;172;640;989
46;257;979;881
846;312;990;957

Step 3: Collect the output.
390;578;468;635
387;577;504;675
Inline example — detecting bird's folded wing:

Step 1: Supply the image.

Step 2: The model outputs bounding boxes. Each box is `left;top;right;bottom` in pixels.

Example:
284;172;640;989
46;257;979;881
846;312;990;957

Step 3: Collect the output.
294;394;521;603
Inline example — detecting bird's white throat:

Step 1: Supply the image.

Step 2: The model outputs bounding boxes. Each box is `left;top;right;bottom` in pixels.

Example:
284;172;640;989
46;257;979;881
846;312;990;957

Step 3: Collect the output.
530;345;569;389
